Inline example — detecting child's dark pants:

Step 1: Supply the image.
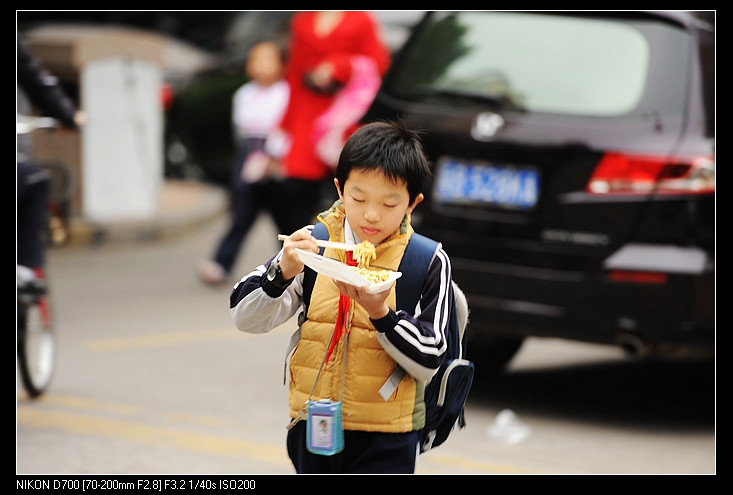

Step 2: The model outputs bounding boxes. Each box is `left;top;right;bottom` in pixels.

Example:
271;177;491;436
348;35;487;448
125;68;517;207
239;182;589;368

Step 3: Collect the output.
286;421;419;474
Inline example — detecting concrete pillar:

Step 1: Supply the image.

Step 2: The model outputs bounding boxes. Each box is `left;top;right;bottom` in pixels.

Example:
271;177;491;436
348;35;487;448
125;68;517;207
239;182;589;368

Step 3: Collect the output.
24;26;167;222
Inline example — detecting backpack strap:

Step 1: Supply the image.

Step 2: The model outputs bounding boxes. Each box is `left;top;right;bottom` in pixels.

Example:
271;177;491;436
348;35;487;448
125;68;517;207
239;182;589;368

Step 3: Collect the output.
378;233;440;400
396;233;439;313
311;221;330;244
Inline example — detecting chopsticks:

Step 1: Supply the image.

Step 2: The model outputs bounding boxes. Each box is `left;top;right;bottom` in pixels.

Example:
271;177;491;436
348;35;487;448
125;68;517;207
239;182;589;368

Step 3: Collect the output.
277;234;356;251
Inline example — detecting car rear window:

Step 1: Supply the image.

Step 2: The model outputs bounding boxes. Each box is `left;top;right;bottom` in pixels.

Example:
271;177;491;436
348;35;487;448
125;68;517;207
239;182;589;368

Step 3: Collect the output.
387;12;689;117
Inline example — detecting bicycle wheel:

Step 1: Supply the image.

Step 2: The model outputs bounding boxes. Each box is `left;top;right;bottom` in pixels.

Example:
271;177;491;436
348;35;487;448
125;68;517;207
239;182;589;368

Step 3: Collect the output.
17;294;56;398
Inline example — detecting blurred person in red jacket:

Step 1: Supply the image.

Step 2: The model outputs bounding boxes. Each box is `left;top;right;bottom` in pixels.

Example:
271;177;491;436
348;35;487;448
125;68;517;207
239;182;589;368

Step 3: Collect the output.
264;11;390;225
202;11;390;286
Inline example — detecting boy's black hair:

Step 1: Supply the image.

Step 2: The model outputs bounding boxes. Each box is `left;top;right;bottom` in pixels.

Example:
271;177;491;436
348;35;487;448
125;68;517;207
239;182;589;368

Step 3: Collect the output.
336;120;432;204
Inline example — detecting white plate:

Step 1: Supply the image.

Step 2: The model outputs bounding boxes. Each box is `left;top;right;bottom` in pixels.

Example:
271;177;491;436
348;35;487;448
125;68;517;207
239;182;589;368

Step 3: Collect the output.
296;248;402;294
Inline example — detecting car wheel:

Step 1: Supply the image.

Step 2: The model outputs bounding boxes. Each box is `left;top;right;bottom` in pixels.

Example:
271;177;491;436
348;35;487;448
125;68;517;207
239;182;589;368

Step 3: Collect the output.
468;335;525;377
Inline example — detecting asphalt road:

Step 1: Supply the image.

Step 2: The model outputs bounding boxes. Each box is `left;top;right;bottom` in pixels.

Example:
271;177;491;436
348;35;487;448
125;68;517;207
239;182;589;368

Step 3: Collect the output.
16;212;716;476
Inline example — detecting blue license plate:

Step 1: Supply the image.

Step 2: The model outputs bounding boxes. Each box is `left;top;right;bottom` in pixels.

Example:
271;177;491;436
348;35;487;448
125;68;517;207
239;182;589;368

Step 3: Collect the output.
433;159;539;209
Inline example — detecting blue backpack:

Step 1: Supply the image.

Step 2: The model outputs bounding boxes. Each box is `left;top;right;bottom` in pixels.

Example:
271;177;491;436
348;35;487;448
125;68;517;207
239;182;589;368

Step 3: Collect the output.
303;223;474;453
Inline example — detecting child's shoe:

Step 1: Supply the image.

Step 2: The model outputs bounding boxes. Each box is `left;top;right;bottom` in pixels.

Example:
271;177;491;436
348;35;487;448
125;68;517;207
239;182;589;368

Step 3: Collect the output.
196;259;228;286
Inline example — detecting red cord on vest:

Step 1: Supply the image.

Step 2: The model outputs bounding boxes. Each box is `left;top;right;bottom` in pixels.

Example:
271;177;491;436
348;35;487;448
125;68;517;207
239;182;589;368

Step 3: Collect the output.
325;251;357;363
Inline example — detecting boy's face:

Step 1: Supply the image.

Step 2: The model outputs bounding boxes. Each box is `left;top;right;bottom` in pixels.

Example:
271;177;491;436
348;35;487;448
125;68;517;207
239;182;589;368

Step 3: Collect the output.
336;169;423;246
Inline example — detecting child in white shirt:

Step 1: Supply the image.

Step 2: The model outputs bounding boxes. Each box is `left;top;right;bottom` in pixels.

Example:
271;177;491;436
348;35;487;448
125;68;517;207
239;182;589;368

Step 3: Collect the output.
198;40;290;286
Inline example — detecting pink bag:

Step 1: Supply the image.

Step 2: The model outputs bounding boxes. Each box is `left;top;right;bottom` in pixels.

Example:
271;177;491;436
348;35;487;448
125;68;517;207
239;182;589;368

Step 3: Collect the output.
313;56;382;167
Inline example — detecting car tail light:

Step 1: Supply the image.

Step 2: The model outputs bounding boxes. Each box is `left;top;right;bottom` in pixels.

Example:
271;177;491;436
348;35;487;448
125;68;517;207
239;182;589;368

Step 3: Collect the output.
161;82;174;111
587;152;715;195
607;270;667;284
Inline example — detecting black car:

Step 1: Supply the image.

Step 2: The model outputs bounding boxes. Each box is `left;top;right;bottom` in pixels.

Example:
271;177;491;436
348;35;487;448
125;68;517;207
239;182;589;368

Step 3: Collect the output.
362;11;715;373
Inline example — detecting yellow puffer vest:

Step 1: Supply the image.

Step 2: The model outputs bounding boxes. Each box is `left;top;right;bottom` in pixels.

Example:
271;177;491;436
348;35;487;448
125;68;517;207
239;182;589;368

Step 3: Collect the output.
288;203;424;432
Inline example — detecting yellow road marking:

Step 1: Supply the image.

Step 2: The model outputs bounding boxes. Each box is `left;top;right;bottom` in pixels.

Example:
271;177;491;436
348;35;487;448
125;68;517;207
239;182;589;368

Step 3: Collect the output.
18;396;541;474
83;328;239;352
28;394;140;415
82;320;295;352
18;406;291;467
417;452;543;474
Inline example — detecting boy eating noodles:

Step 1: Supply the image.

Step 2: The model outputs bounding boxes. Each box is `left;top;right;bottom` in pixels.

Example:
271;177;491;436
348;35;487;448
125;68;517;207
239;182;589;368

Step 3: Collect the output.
230;120;453;473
